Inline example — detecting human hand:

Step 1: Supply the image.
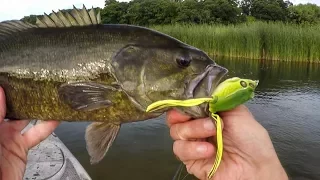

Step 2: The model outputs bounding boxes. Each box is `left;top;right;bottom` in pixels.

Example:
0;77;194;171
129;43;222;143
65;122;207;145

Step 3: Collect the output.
0;87;60;180
167;105;288;180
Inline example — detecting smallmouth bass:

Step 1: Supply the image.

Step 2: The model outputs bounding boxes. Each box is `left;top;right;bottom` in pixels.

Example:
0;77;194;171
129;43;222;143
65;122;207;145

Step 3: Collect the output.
0;5;228;164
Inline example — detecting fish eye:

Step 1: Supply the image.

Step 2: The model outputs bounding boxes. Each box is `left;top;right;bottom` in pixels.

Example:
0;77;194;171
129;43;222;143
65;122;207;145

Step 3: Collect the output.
176;56;191;67
240;81;247;88
249;83;255;88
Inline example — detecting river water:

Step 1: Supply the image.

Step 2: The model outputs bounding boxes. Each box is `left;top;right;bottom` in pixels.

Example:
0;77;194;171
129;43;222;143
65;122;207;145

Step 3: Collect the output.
55;58;320;180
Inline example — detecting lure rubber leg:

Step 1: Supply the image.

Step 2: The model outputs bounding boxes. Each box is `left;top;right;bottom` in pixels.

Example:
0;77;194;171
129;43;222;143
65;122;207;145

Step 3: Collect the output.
208;113;223;179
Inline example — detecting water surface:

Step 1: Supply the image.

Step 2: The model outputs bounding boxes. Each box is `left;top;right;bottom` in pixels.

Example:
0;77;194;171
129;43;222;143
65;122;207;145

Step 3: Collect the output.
55;58;320;180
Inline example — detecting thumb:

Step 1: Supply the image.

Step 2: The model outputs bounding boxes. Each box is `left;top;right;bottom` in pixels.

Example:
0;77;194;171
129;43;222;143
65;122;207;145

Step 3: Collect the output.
218;105;257;125
219;105;253;117
0;87;6;121
219;105;267;136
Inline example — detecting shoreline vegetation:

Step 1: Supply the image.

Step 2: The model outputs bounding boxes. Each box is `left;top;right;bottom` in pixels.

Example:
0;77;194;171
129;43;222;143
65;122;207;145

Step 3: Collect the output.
152;22;320;62
19;0;320;62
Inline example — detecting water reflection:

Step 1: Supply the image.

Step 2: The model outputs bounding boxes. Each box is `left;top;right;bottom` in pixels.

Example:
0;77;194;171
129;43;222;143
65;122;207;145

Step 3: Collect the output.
55;58;320;180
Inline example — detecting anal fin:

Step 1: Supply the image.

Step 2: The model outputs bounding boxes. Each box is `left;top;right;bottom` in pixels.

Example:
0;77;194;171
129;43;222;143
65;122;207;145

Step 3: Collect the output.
85;122;120;164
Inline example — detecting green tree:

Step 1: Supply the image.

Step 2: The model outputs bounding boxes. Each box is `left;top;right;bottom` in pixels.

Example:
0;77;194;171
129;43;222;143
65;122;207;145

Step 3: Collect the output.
288;3;320;24
20;0;320;26
175;0;243;24
126;0;177;25
241;0;254;15
105;0;117;6
203;0;244;24
241;0;292;21
101;1;129;24
175;0;205;24
21;15;40;24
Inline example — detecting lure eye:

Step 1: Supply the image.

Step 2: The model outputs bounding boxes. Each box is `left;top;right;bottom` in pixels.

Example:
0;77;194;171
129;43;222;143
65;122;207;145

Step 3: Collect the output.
249;83;255;88
240;81;247;88
176;56;191;67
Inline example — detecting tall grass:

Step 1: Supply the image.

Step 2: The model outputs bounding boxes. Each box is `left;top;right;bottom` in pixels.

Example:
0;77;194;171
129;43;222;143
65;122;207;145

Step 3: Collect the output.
151;22;320;62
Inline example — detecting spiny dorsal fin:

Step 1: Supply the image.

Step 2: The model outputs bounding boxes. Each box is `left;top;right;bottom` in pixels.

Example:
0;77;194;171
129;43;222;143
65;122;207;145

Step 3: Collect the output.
56;11;72;27
89;6;98;25
4;20;34;29
64;11;79;26
80;5;93;25
35;17;47;28
42;13;56;27
0;20;36;32
0;5;101;41
70;5;85;26
97;11;101;24
50;11;65;27
35;5;101;27
0;20;36;40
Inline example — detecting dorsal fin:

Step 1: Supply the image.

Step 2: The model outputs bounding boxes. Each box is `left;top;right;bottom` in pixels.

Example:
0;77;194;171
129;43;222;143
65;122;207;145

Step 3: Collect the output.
0;20;36;31
41;13;57;27
56;10;72;27
0;20;36;40
89;7;98;25
64;10;79;26
97;11;101;24
50;11;65;27
0;5;101;40
35;5;101;27
70;5;85;26
80;5;93;25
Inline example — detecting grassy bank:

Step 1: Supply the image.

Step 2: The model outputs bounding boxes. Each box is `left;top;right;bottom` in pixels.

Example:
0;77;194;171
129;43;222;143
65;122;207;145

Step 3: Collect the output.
152;22;320;62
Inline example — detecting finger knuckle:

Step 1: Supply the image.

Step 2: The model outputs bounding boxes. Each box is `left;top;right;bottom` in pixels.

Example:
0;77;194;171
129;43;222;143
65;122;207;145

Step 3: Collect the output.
166;111;173;124
169;125;177;139
172;141;182;157
170;124;188;140
185;162;195;175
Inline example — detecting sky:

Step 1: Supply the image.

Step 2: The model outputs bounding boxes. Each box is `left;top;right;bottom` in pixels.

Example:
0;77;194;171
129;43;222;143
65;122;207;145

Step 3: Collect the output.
0;0;319;22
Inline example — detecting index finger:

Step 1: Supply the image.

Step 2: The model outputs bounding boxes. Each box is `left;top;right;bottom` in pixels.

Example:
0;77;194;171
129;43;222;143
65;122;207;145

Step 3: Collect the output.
23;120;60;149
166;109;192;127
0;87;6;122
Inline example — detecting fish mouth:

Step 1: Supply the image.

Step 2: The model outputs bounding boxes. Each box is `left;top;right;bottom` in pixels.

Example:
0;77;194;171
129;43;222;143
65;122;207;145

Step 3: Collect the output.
185;64;228;98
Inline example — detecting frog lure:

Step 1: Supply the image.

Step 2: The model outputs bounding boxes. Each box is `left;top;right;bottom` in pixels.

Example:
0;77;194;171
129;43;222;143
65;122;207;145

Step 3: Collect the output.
146;77;259;179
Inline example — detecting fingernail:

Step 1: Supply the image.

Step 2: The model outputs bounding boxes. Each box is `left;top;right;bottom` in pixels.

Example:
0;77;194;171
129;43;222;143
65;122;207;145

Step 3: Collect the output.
204;119;215;131
197;145;207;153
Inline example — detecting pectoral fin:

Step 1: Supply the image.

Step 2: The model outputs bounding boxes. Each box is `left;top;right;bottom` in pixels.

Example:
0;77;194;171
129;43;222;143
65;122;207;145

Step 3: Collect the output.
58;82;118;111
85;122;120;164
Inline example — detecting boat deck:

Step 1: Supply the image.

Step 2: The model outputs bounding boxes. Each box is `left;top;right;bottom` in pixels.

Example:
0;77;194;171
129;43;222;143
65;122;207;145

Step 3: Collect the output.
22;121;91;180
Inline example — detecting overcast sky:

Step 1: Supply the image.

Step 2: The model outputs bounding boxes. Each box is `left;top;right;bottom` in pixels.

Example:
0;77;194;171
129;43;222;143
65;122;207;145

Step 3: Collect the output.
0;0;319;22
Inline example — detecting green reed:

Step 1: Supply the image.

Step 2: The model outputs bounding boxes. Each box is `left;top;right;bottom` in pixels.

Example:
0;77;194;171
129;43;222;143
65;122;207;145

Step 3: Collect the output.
151;22;320;62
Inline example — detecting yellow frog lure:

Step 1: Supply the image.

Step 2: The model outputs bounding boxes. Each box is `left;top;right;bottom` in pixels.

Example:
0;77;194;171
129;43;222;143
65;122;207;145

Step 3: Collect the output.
146;77;259;179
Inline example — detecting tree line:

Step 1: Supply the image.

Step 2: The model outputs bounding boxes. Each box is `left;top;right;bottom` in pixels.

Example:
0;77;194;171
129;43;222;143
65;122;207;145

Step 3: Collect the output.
21;0;320;26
